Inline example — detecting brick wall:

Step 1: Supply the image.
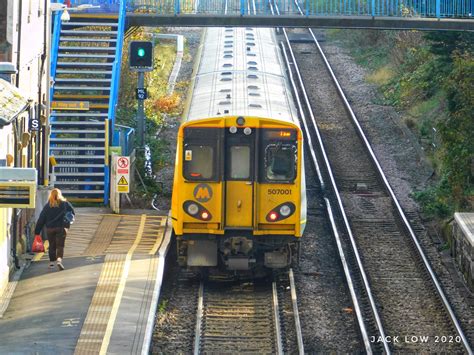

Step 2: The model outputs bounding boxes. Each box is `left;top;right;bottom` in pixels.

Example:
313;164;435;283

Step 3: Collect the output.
451;214;474;292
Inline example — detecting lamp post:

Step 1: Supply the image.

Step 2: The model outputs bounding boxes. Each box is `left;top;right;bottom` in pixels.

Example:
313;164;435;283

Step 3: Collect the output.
43;2;100;186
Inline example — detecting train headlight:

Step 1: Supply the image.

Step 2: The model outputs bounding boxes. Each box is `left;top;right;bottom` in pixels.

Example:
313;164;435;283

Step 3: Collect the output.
280;205;291;217
243;127;252;135
229;126;237;134
184;200;213;221
269;212;278;221
187;203;199;215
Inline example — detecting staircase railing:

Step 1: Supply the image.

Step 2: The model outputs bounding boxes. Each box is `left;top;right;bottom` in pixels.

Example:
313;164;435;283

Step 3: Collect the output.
103;0;126;204
49;0;64;104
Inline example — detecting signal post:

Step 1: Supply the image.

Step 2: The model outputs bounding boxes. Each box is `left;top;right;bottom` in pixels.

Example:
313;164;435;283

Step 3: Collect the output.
129;41;153;148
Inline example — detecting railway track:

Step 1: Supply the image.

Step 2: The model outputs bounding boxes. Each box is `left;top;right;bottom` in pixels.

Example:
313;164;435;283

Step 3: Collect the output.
193;270;304;354
276;2;472;352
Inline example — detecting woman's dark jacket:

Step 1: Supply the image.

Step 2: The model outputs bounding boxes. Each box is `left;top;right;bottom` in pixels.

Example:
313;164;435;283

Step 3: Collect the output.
34;201;75;234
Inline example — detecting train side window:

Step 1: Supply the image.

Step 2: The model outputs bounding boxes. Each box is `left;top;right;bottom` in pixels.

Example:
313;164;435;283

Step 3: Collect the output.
183;145;214;180
228;146;250;180
264;144;296;181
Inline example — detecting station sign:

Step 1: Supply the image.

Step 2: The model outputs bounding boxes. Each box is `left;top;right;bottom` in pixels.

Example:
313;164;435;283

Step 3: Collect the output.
51;101;90;111
115;156;130;193
29;115;40;131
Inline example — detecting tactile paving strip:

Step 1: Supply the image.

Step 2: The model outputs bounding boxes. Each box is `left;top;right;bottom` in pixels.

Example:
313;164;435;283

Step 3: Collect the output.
31;212;167;354
67;214;104;257
137;216;166;254
74;253;126;354
75;214;168;354
105;216;142;254
83;216;121;256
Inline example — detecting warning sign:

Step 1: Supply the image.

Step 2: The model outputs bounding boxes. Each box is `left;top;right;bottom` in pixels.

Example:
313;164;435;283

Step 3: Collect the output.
115;156;130;194
118;176;128;185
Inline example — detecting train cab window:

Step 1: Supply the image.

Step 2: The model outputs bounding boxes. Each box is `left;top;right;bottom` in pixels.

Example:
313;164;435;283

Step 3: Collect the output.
228;146;250;180
264;144;296;182
183;145;214;180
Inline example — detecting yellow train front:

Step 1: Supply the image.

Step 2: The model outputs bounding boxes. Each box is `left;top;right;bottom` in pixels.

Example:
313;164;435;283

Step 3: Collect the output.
171;27;306;273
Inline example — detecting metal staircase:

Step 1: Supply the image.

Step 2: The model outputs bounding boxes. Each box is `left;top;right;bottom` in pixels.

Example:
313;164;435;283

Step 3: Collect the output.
50;6;125;204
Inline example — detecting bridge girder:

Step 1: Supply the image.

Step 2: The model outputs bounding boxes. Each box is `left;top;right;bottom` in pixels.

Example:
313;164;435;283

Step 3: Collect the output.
126;14;474;32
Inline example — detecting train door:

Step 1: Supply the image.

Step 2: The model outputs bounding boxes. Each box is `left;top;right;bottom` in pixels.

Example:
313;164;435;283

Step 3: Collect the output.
224;129;255;228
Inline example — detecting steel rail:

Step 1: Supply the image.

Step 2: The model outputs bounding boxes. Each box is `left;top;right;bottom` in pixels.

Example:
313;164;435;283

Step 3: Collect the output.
272;281;284;355
289;269;305;355
306;26;473;355
279;39;373;355
193;282;204;355
283;23;392;354
275;3;387;352
324;197;373;354
284;2;392;353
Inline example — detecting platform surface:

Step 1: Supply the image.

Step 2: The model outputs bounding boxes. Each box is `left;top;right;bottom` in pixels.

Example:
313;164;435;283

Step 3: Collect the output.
0;208;171;354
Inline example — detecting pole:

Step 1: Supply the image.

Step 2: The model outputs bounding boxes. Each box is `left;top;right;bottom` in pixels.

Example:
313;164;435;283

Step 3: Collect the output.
137;72;145;148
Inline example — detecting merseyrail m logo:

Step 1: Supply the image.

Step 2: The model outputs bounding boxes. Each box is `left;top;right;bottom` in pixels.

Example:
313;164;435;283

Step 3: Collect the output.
193;184;212;203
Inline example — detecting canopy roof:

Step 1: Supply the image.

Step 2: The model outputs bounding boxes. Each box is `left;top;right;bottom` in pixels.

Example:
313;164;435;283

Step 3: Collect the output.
0;79;30;127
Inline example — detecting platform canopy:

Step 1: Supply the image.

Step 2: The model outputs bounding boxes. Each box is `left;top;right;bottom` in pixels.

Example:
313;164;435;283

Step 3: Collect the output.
0;79;30;128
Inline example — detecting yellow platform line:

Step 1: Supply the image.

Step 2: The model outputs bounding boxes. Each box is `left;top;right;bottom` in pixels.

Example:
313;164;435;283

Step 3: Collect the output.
99;214;146;355
149;217;167;255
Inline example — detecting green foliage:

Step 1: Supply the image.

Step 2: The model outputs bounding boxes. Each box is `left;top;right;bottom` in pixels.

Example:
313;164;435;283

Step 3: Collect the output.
437;52;474;209
381;46;439;107
424;32;474;65
116;29;180;201
332;29;473;217
157;299;168;314
412;179;452;218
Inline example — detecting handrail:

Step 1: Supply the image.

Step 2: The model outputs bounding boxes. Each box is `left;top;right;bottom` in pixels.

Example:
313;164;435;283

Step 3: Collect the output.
116;0;474;19
104;118;110;205
103;0;126;204
68;0;473;18
49;0;64;107
108;0;126;147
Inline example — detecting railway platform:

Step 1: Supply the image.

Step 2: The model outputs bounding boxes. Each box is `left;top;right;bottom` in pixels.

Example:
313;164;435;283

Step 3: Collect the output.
0;208;171;354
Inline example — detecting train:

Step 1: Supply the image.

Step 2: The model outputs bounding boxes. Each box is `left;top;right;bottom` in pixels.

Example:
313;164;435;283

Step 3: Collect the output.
171;27;306;275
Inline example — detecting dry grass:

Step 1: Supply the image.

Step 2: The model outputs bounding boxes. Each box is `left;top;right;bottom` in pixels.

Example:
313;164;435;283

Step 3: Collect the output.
366;65;394;85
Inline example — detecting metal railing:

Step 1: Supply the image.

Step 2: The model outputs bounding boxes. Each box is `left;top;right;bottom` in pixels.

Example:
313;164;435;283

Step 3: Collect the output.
114;124;135;156
49;0;65;106
67;0;473;18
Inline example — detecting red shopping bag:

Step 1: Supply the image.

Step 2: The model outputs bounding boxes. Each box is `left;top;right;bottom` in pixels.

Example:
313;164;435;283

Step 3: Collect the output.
32;234;45;253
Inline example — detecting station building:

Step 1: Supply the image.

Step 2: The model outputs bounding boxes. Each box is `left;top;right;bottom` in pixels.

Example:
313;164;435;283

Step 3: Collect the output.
0;0;48;296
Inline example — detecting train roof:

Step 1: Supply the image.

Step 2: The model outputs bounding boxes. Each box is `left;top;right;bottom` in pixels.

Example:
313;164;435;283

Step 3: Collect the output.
185;27;298;125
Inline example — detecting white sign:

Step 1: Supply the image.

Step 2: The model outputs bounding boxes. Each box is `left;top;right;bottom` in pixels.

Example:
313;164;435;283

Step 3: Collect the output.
115;156;130;193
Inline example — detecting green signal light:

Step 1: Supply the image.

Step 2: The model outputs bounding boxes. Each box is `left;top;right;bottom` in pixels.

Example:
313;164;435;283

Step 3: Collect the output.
137;48;145;57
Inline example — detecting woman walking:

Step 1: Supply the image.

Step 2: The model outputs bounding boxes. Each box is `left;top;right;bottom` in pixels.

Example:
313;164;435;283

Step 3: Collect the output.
34;188;75;271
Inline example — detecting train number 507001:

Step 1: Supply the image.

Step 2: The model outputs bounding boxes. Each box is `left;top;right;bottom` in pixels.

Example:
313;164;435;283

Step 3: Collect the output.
268;189;292;195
